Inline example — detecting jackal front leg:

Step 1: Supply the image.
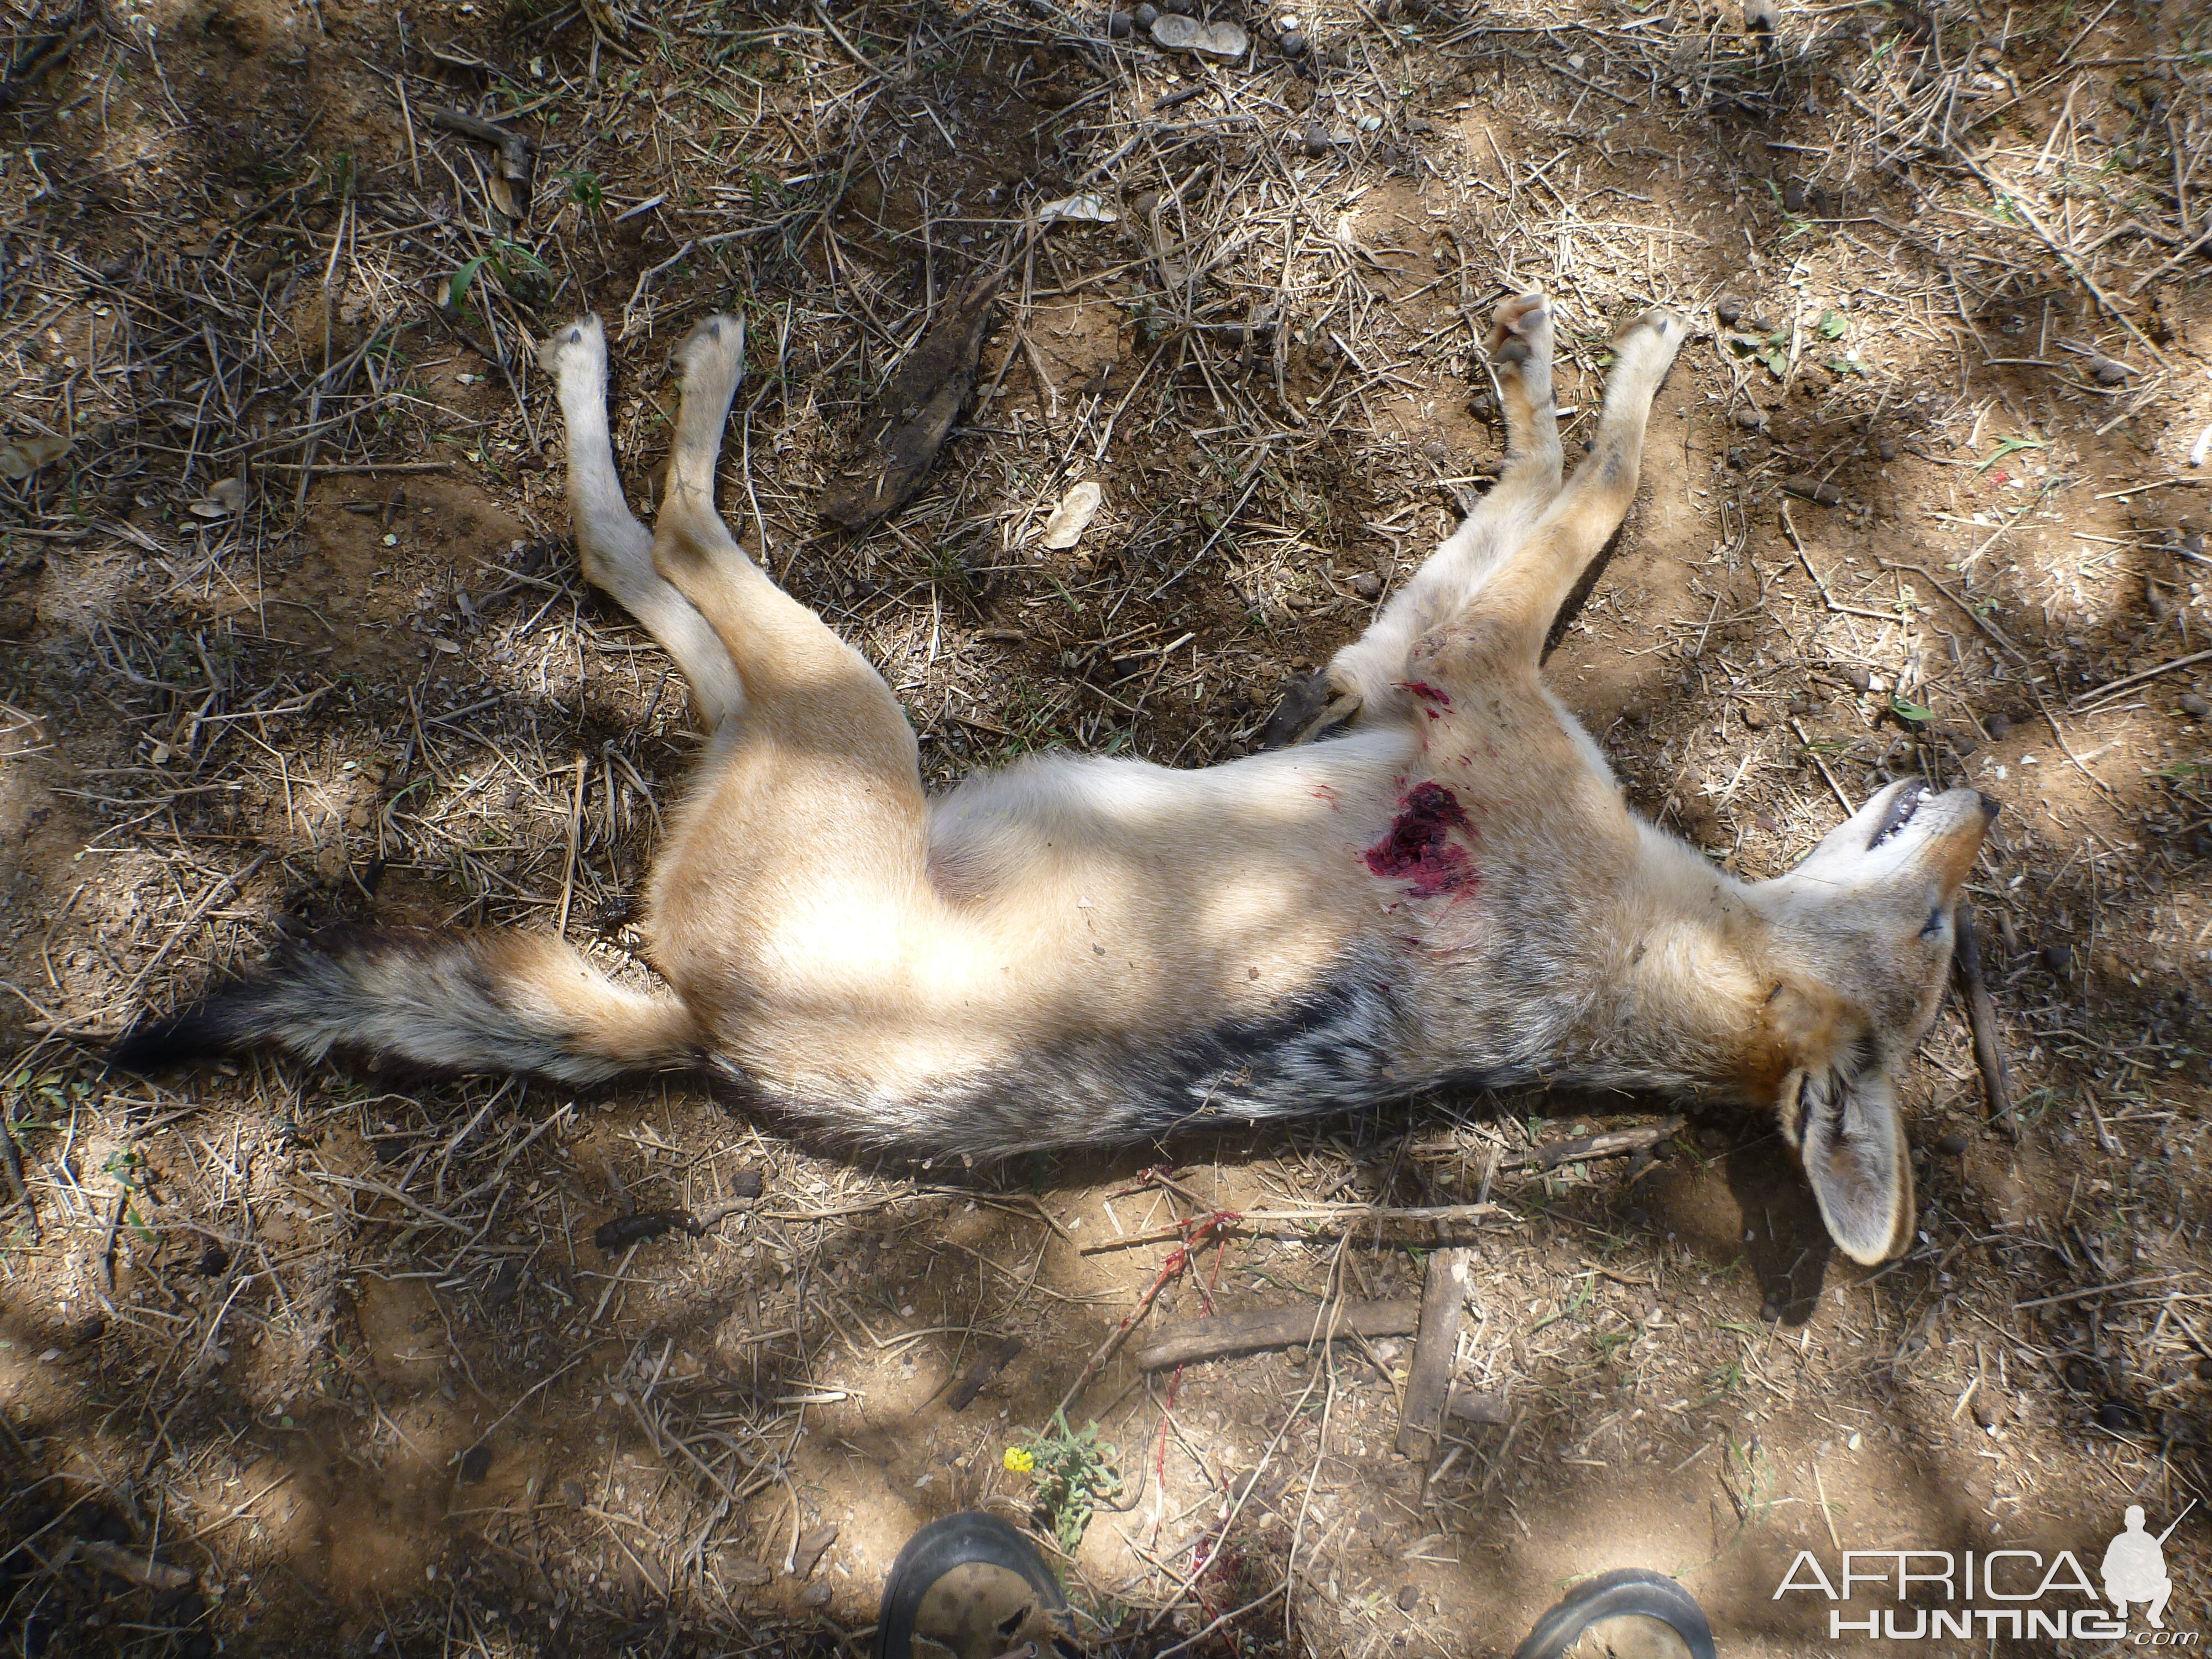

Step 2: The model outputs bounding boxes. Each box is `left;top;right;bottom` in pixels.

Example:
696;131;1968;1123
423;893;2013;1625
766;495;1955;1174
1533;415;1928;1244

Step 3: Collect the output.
1319;291;1566;727
1462;306;1690;657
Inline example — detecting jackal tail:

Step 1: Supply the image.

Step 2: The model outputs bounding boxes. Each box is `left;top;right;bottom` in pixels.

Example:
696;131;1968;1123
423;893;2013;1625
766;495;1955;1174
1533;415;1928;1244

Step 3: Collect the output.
111;930;699;1086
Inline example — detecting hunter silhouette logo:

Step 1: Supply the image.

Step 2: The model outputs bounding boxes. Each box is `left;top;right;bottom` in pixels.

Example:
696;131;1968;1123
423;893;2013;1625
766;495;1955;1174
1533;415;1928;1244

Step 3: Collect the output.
2105;1503;2193;1630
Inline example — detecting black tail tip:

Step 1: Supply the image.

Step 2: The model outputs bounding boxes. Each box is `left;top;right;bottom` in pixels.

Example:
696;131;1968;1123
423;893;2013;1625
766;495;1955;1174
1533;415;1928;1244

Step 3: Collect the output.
109;1014;229;1075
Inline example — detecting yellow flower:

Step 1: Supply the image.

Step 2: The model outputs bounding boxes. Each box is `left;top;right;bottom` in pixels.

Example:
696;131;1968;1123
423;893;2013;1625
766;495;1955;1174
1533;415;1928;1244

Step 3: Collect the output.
1003;1446;1036;1474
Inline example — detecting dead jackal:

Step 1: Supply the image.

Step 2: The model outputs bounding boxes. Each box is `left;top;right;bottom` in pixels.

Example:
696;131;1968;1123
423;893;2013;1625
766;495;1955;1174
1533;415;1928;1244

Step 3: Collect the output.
118;293;1994;1265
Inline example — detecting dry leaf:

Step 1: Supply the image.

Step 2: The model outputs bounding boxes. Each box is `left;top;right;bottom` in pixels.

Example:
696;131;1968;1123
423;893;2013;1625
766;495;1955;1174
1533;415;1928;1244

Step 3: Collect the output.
187;476;248;519
0;431;71;480
1040;482;1104;550
1036;194;1119;225
1151;15;1249;56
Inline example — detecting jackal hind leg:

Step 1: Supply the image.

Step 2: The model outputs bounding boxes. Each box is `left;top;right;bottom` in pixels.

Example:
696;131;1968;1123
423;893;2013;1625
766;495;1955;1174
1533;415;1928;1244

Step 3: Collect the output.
646;317;931;964
1322;291;1564;722
540;316;747;728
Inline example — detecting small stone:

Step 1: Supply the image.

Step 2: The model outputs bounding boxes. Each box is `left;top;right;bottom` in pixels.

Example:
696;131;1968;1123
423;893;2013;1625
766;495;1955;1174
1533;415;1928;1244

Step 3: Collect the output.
1733;406;1769;431
1984;712;2010;739
1741;703;1765;729
1842;665;1871;692
726;1559;774;1587
2091;357;2127;387
1303;122;1331;159
1935;1133;1969;1155
1714;294;1745;327
1280;27;1306;53
1134;1;1158;22
799;1583;832;1608
1107;8;1133;34
1760;1299;1782;1323
2041;942;2073;974
1468;392;1497;418
1876;436;1900;461
2180;692;2211;718
1970;1387;2007;1430
1161;0;1192;13
196;1243;230;1277
1725;448;1747;469
561;1480;587;1507
1286;1345;1309;1366
1350;572;1381;599
1396;1584;1421;1613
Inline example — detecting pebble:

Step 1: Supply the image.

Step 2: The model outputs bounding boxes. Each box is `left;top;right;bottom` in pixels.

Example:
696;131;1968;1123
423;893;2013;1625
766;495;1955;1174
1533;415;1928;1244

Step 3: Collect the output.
1970;1389;2007;1430
1842;665;1871;692
1350;571;1382;599
1714;294;1745;327
1876;436;1899;461
1303;121;1331;158
1935;1133;1969;1155
2180;692;2211;718
1725;448;1748;469
1396;1585;1421;1613
1280;28;1305;53
2091;357;2127;386
1161;0;1192;13
1733;406;1768;431
1984;712;2010;739
1135;1;1157;21
1287;1345;1310;1367
1468;392;1498;418
1760;1299;1782;1323
2062;1356;2099;1392
2041;942;2073;974
1107;8;1132;34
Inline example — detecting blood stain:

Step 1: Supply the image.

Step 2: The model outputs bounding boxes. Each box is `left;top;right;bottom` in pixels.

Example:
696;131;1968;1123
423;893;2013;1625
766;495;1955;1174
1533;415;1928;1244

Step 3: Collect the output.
1363;781;1477;899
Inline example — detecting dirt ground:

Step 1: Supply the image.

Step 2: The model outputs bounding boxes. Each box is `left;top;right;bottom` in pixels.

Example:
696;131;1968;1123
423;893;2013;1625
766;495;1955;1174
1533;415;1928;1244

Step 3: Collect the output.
3;0;2211;1652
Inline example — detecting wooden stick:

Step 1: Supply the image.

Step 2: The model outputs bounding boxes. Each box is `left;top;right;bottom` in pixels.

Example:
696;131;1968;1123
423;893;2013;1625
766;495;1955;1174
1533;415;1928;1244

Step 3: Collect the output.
1495;1117;1683;1172
1951;902;2016;1141
74;1540;193;1592
555;752;587;939
1133;1297;1420;1371
1395;1249;1472;1458
1077;1201;1504;1255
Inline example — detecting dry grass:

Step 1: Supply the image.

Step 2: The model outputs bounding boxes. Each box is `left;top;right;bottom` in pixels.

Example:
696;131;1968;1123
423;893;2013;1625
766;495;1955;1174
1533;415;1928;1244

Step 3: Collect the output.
3;0;2211;1652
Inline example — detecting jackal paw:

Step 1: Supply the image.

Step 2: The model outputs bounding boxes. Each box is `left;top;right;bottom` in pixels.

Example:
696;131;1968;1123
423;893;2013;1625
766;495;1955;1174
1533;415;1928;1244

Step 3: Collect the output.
1616;306;1691;362
1485;291;1552;371
539;314;608;382
675;313;747;392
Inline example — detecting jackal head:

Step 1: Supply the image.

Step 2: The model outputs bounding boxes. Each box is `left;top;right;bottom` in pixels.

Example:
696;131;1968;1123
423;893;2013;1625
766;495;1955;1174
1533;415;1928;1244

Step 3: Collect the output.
1749;778;1999;1264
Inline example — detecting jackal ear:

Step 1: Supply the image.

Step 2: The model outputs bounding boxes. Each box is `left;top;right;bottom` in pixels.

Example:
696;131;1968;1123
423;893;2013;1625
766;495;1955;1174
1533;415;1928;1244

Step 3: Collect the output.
1778;1064;1914;1266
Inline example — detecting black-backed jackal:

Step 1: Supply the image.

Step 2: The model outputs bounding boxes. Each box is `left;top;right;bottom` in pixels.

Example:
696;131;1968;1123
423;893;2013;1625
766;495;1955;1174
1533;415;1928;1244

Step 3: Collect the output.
117;292;1995;1265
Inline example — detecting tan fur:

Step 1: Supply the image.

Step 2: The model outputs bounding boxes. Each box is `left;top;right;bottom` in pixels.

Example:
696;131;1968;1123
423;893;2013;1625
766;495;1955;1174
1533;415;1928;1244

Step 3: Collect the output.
122;293;1996;1267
